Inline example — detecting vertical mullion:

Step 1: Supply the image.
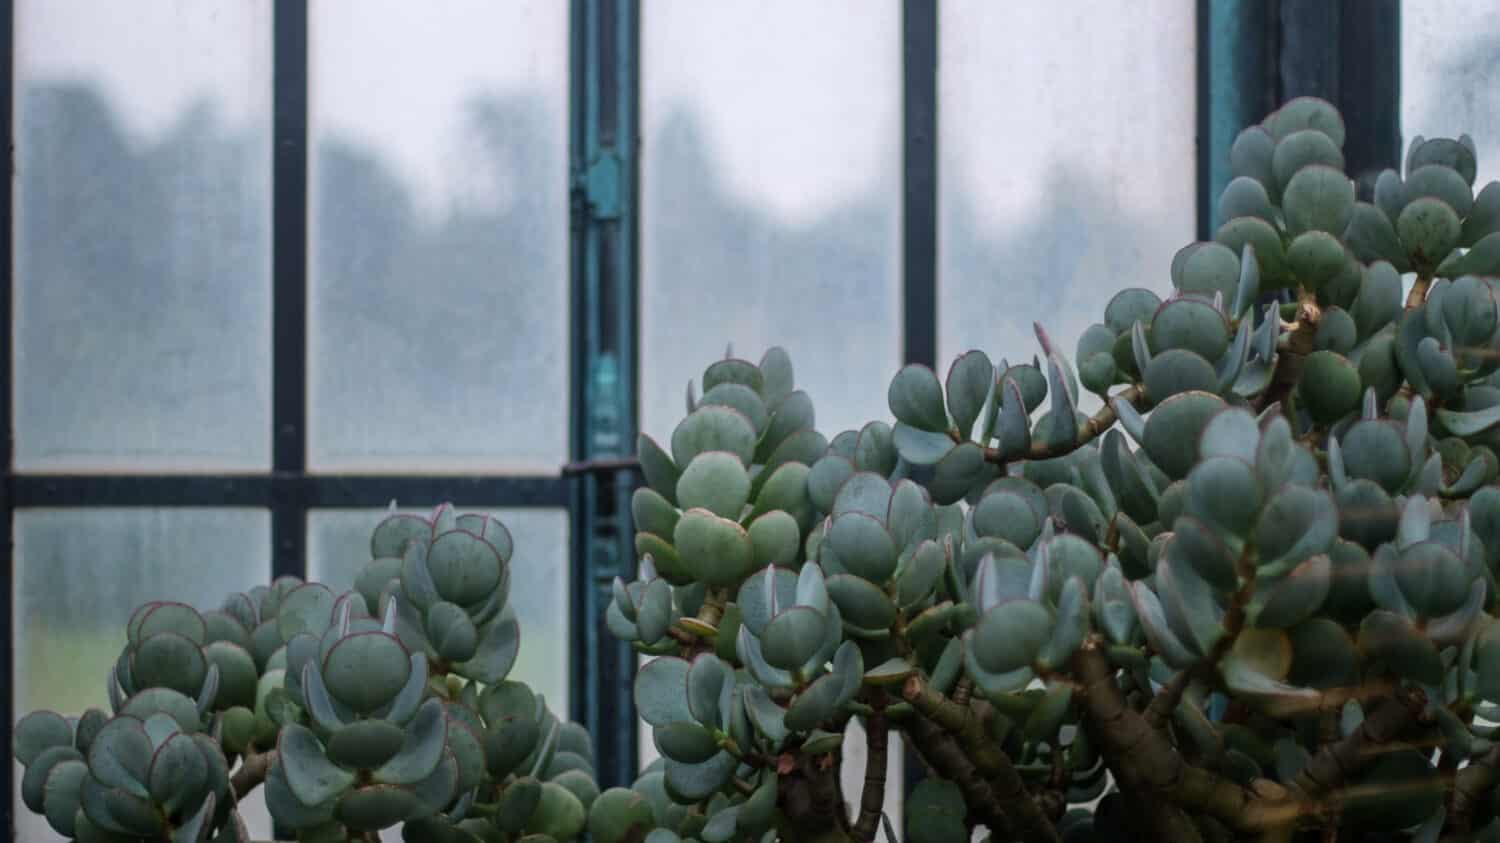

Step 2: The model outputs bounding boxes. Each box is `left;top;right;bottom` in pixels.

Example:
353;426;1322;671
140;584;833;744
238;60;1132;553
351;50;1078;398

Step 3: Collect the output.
1196;0;1276;240
2;0;15;833
902;0;937;796
571;0;639;789
902;0;937;369
272;0;308;583
1277;0;1401;197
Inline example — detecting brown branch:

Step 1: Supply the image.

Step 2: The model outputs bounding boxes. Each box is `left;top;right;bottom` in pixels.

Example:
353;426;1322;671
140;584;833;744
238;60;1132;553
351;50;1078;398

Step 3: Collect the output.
851;712;889;843
1143;670;1194;732
1071;639;1313;836
902;676;1059;842
232;748;276;800
1287;688;1427;801
903;711;1014;838
1407;275;1432;311
1441;743;1500;841
951;677;973;708
1253;291;1320;413
1145;544;1255;732
971;385;1145;465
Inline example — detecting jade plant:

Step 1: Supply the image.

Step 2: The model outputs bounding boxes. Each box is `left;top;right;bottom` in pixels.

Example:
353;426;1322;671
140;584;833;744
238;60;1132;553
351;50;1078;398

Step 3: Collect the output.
14;504;601;843
21;94;1500;843
607;97;1500;843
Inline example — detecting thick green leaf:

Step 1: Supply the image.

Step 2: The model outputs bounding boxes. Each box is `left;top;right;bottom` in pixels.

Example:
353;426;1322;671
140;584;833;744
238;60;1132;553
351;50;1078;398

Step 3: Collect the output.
676;451;751;520
654;722;721;764
971;600;1051;674
1398;197;1462;267
278;724;356;807
671;406;758;468
635;657;693;727
1359;610;1444;685
760;607;827;671
15;710;73;766
424;531;505;607
373;698;447;785
946;351;993;439
1271;129;1345;193
826;513;898;584
888;364;949;432
783;673;843;733
1143;391;1228;479
637;435;681;506
326;720;406;770
336;784;421;830
825;574;897;630
87;717;152;799
1283;164;1355;235
892;422;955;466
686;653;732;727
322;632;411;714
673;509;754;588
905;779;968;843
1253;554;1332;628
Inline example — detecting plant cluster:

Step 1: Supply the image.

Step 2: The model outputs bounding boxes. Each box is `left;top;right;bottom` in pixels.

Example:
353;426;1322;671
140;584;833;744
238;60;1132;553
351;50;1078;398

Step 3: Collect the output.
606;97;1500;843
21;94;1500;843
14;505;601;843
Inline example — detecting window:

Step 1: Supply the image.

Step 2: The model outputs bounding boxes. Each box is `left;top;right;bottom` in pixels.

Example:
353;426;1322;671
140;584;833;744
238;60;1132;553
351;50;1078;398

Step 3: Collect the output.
3;3;1409;839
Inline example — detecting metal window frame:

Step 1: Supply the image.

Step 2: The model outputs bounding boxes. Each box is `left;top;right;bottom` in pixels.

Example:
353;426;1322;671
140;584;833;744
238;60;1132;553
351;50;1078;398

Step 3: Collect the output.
0;0;1405;834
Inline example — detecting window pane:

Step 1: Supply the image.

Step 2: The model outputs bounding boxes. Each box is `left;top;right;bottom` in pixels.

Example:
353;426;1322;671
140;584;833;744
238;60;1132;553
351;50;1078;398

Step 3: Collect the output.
307;508;571;711
308;0;570;473
13;0;273;471
13;508;270;842
938;1;1196;405
641;0;902;442
1403;1;1500;189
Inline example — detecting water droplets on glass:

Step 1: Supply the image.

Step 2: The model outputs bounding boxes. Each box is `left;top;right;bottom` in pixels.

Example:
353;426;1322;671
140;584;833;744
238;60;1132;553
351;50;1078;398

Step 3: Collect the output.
13;0;273;471
640;0;903;442
938;1;1196;413
308;0;570;473
1403;1;1500;189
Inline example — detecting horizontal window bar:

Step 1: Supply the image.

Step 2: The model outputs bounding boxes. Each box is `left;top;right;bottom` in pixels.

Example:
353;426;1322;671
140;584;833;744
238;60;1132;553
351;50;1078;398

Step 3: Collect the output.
8;475;570;508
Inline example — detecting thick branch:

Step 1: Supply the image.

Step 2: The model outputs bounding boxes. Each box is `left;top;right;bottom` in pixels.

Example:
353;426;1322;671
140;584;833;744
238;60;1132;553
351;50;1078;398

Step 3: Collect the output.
973;386;1145;465
1287;689;1426;801
1443;743;1500;841
1145;545;1255;731
1071;639;1307;836
232;748;276;800
851;713;889;843
903;711;1014;837
1254;291;1320;413
902;676;1059;842
1407;275;1432;311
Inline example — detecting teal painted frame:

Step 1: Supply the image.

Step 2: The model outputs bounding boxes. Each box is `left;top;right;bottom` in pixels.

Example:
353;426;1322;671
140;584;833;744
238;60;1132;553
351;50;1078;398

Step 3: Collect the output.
569;0;642;788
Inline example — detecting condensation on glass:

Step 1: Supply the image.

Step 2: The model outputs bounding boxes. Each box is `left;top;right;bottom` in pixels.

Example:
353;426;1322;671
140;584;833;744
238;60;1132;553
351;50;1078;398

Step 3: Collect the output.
640;0;903;443
937;1;1196;411
306;508;571;711
12;0;273;471
1403;1;1500;189
12;509;270;841
308;0;570;473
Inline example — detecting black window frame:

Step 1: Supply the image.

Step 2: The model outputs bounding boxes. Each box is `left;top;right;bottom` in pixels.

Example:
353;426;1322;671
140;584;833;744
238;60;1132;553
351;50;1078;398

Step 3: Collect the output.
0;0;1402;835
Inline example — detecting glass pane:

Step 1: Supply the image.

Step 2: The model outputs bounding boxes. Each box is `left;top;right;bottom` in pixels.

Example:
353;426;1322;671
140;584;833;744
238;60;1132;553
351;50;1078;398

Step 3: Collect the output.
1403;1;1500;189
307;508;571;711
13;509;271;841
12;0;273;471
641;0;903;442
938;1;1196;410
308;0;570;473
